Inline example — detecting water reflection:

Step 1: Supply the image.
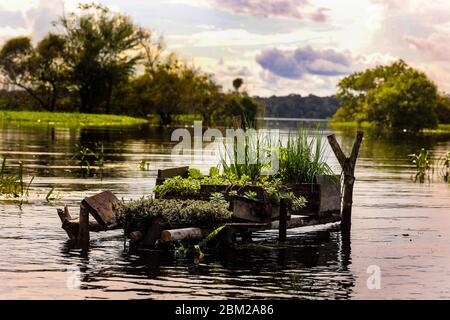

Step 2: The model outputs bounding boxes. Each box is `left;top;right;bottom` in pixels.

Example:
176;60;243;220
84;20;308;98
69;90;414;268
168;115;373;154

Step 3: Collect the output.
0;121;449;299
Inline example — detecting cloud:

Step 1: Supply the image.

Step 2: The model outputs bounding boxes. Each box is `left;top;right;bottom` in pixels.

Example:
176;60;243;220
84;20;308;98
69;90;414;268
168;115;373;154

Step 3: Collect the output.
405;33;450;61
207;0;329;22
256;46;353;79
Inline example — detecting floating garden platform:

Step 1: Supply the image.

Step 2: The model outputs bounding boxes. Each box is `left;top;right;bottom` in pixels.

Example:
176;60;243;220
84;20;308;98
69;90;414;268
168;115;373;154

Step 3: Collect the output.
56;130;363;253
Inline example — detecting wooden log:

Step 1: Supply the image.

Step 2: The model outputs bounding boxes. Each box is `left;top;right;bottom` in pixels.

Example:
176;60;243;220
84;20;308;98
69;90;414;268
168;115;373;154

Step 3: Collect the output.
81;190;119;230
278;199;288;242
78;204;90;247
160;227;205;242
327;131;363;237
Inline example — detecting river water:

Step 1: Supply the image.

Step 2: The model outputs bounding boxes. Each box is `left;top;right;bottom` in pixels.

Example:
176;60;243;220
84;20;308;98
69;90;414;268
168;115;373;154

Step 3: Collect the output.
0;120;449;299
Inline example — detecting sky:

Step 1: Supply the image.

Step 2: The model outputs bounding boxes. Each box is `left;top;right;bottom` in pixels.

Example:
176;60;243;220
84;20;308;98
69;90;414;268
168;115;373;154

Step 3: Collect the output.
0;0;449;97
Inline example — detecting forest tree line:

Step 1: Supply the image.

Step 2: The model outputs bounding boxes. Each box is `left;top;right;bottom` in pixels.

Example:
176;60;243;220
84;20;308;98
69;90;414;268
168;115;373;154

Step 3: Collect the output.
0;4;261;126
256;94;340;119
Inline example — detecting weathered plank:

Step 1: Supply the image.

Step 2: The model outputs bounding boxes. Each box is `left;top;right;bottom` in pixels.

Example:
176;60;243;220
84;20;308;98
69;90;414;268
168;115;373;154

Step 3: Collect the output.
270;214;340;229
81;190;119;230
157;166;189;179
316;175;341;214
231;196;273;223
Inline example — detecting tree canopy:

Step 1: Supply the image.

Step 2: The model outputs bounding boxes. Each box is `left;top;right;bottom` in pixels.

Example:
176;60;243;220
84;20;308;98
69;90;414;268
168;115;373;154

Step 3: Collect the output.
0;3;261;126
333;60;439;131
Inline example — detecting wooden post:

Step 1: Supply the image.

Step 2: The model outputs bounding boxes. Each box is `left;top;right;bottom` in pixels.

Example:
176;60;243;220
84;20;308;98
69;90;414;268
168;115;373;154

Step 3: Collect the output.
327;131;363;238
278;199;288;242
78;204;90;247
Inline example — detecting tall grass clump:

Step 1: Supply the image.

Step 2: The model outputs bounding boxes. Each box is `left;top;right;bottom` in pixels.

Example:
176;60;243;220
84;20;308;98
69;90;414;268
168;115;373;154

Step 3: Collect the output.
279;126;334;184
408;148;432;183
0;157;34;197
220;129;277;183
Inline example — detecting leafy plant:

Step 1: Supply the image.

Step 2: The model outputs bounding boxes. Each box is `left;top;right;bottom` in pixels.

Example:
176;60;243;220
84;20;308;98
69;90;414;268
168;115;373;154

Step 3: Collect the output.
409;148;432;183
243;190;258;201
114;198;232;227
209;192;226;203
279;126;334;184
153;176;201;197
209;166;219;177
188;168;203;179
228;190;238;197
198;225;226;249
282;192;308;211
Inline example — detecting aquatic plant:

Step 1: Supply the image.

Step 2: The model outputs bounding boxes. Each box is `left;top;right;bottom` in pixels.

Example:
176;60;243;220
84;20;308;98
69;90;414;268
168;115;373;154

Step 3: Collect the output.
439;151;450;183
73;142;105;176
0;157;34;198
279;126;334;184
114;198;232;227
139;160;150;171
45;186;61;203
409;148;432;183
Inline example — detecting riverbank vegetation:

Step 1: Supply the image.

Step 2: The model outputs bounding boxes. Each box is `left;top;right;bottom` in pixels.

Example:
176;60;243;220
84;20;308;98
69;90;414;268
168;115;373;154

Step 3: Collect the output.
0;110;148;127
0;3;262;126
332;60;450;132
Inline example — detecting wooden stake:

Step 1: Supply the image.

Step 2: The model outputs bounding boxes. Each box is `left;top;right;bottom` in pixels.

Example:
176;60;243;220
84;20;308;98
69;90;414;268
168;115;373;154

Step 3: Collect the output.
278;199;288;242
327;131;363;237
78;204;90;247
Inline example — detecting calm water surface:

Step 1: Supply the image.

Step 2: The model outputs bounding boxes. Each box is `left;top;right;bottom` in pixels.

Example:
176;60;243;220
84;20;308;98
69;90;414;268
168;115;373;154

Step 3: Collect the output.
0;120;449;299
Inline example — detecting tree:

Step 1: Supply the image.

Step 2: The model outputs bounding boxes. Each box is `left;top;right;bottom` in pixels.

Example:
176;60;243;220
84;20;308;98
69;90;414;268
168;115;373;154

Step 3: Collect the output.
333;60;439;131
232;78;243;92
35;34;67;111
0;36;46;109
436;94;450;124
57;3;150;113
0;35;66;111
